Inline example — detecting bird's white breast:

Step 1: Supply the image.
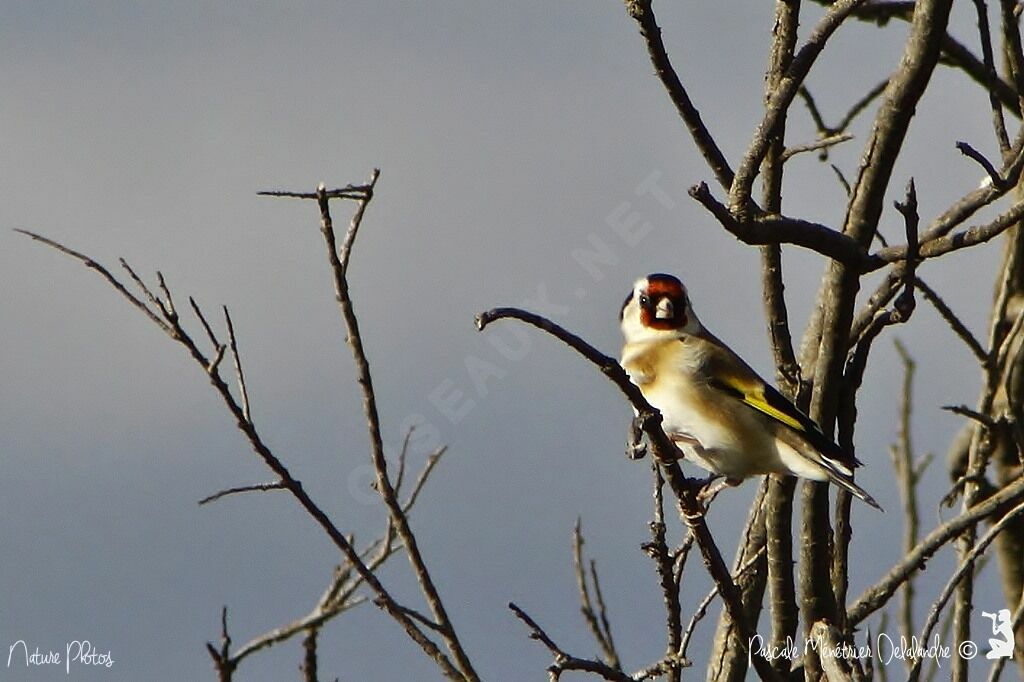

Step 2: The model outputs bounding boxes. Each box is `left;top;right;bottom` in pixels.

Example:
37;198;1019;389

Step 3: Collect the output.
621;338;778;479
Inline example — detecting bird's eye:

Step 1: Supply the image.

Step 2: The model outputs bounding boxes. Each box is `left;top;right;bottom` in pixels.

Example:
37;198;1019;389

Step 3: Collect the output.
639;294;650;307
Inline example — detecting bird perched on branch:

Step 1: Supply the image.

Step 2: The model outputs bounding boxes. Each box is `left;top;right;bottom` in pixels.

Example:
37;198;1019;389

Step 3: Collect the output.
619;273;881;510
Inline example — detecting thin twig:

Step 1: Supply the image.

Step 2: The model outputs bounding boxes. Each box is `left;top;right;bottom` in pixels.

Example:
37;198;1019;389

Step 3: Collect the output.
573;519;621;669
394;427;415;495
810;0;1022;117
156;271;177;320
257;184;373;200
957;140;1005;189
836;78;891;132
892;340;922;658
198;481;287;506
943;404;998;428
402;446;448;512
642;462;682;673
831;164;852;196
968;0;1010;154
867;199;1024;270
189;296;221;349
589;560;618;667
678;546;766;660
223;306;251;424
508;602;632;682
206;606;235;682
623;0;734;190
913;278;989;363
780;132;854;160
228;440;447;669
15;230;171;334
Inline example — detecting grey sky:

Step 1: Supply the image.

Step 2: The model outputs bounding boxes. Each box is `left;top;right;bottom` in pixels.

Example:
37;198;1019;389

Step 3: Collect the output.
1;2;1013;680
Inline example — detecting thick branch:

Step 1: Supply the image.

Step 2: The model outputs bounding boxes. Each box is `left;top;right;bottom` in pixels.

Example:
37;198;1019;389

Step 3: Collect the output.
689;182;867;265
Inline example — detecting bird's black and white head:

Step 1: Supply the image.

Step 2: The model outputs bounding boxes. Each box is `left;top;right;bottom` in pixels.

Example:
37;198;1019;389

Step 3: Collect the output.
620;273;700;342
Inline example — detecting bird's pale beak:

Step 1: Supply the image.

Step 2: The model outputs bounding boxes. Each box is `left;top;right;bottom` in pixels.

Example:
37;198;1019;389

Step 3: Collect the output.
655;298;674;320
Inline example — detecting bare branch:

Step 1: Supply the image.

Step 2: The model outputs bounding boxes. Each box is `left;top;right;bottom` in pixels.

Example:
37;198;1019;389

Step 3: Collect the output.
642;463;682;680
22;217;464;677
156;271;177;320
198;481;287;506
678;546;766;661
811;0;1022;118
206;606;235;682
387;602;444;634
796;79;889;144
760;0;801;402
299;627;318;682
867;199;1024;270
943;404;999;428
402;446;448;512
913;278;989;363
836;78;891;132
120;259;169;322
508;602;632;682
998;0;1024;121
689;181;867;265
257;183;373;200
798;86;829;132
831;164;852;196
228;445;442;671
573;520;621;670
892;340;922;650
16;229;171;334
780;132;854;161
188;296;221;349
968;0;1011;154
223;306;252;424
623;0;734;190
843;183;920;398
766;475;798;677
705;478;769;682
957;140;1005;190
730;0;870;212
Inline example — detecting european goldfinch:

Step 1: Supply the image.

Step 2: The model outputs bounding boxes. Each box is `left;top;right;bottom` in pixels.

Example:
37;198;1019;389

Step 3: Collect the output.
619;273;881;510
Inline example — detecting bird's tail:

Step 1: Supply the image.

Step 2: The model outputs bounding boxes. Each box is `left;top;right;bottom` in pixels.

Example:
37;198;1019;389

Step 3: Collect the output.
826;470;883;511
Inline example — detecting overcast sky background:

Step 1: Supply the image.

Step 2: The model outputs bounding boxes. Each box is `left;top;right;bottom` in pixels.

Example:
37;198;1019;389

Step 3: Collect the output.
1;2;1017;680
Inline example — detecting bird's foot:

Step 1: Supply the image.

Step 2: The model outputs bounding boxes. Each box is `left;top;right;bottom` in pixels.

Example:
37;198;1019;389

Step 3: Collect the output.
695;475;739;511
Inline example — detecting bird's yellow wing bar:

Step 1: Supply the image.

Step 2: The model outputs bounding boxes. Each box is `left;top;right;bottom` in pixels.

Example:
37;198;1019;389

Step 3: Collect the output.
708;371;807;432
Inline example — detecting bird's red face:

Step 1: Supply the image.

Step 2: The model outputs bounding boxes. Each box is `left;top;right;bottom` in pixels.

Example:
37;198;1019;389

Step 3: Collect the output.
621;273;690;331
